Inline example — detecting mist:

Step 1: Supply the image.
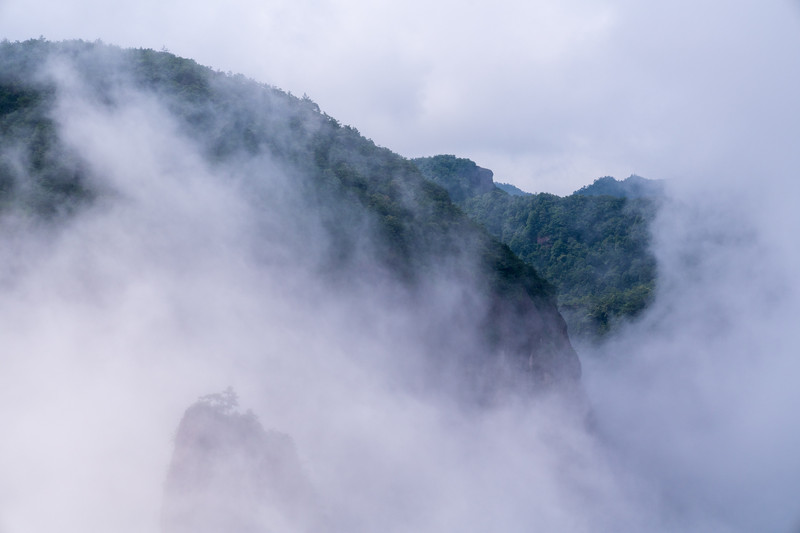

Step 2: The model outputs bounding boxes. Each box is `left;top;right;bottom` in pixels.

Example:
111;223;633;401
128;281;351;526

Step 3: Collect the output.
582;173;800;532
1;44;800;533
0;50;615;532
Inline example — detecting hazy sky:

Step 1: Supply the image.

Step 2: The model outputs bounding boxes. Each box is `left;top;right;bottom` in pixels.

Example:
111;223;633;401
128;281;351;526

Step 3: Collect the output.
1;0;799;193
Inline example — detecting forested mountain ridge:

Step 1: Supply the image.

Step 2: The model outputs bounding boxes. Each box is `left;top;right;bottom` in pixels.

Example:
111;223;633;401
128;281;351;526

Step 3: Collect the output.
412;155;497;203
495;182;531;196
413;155;659;340
574;175;664;198
0;39;579;391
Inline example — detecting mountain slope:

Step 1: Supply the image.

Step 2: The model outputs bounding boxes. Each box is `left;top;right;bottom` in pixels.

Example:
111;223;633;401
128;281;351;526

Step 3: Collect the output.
411;155;658;340
412;154;497;202
463;190;657;339
0;39;579;391
495;182;531;196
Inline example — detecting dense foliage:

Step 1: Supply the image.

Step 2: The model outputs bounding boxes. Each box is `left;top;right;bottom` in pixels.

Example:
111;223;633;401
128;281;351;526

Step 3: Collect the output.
411;156;660;340
461;190;658;339
0;40;91;216
495;182;530;196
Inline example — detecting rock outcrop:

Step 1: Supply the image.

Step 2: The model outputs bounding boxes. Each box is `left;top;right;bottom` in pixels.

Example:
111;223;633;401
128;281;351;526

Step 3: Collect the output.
161;389;318;533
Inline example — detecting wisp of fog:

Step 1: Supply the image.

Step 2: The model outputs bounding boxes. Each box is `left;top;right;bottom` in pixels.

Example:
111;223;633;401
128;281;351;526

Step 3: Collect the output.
1;47;799;533
583;172;800;532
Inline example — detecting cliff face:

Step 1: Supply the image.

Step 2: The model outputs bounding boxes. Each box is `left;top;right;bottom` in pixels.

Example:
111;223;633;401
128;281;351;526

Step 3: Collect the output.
486;289;581;386
161;390;318;533
473;238;580;394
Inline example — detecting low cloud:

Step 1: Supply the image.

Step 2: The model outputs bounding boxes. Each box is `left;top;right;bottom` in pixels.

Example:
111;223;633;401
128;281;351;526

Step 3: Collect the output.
583;173;800;532
0;51;620;533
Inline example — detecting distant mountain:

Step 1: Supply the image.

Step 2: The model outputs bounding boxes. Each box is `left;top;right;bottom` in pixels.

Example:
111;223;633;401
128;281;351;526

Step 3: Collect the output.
412;156;658;340
0;39;579;389
463;190;657;340
573;175;664;198
412;155;497;202
410;155;531;199
495;182;531;196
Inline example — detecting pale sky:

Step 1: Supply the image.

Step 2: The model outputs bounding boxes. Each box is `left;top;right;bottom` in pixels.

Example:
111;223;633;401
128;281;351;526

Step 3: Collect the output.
1;0;799;194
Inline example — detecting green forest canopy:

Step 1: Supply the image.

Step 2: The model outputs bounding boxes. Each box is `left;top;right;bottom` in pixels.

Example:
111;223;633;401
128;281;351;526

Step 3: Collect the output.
414;156;660;341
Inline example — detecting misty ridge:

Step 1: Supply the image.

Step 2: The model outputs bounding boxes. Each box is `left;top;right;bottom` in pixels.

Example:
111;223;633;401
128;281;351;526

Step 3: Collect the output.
412;155;661;341
1;39;799;533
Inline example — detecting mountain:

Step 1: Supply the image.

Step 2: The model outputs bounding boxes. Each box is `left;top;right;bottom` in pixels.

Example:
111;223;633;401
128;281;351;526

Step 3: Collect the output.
410;157;658;340
412;155;497;202
495;182;531;196
463;190;657;340
573;175;664;198
0;39;579;389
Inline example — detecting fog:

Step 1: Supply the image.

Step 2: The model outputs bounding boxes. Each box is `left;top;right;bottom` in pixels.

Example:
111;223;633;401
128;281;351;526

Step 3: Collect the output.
1;48;800;533
583;174;800;531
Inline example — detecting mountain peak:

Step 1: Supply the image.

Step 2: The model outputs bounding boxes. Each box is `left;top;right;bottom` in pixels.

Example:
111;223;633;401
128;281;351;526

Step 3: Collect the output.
573;175;664;198
412;154;496;202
